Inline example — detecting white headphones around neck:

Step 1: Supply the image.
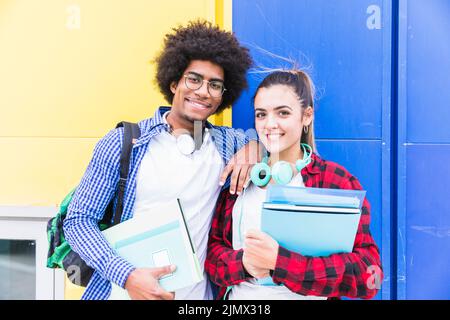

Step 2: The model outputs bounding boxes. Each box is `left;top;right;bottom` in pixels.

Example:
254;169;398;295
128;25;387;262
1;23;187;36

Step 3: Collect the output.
163;111;209;155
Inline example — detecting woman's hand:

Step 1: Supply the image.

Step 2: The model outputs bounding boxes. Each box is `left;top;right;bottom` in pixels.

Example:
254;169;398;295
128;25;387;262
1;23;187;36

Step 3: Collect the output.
243;229;279;271
242;250;271;279
219;140;263;195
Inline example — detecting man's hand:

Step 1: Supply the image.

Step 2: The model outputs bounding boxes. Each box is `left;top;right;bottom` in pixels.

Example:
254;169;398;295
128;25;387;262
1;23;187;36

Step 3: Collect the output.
219;140;263;195
243;229;279;270
124;265;176;300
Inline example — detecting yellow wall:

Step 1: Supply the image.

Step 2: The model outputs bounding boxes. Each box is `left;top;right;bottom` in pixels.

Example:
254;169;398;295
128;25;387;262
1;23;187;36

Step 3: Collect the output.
0;0;232;299
211;0;232;126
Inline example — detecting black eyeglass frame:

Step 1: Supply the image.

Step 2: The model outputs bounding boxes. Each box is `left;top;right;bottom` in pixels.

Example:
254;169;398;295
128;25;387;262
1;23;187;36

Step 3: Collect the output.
183;73;227;97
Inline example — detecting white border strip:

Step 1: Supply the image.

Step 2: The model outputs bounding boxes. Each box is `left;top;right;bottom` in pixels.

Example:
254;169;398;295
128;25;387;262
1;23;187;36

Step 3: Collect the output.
0;206;57;219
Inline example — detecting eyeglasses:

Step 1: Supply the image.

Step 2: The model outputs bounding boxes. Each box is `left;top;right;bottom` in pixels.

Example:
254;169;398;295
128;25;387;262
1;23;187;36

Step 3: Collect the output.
183;73;226;98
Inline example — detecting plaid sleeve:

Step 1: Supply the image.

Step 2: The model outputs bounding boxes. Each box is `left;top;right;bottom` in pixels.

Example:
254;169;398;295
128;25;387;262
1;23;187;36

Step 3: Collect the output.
271;173;383;299
63;128;135;288
228;126;259;152
221;126;259;158
205;189;253;287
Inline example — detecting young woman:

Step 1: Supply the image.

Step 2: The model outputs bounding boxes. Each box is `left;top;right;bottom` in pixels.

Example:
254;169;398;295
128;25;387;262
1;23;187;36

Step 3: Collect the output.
205;70;382;300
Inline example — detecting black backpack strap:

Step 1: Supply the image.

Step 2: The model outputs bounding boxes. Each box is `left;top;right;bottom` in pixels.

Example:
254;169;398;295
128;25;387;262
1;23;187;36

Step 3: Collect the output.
112;121;141;226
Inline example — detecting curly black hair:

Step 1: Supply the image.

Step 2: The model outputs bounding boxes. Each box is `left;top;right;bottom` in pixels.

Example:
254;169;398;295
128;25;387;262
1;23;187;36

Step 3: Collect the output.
154;20;253;113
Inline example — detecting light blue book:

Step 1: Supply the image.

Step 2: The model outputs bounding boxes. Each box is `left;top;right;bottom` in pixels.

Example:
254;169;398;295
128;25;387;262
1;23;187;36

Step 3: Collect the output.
102;199;203;299
257;186;365;286
266;185;366;209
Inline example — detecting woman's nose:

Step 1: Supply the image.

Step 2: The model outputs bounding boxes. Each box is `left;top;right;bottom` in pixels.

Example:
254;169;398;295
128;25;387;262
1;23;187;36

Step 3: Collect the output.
265;114;279;129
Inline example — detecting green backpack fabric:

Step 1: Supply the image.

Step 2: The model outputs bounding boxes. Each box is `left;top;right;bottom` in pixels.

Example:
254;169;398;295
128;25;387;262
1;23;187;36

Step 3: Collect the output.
46;122;140;287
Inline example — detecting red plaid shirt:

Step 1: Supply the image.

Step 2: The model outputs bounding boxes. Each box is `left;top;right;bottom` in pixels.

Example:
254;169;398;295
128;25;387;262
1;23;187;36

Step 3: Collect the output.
205;153;383;300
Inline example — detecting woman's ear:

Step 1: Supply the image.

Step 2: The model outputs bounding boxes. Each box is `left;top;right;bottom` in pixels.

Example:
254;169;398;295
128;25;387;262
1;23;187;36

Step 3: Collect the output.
170;81;177;94
302;106;314;126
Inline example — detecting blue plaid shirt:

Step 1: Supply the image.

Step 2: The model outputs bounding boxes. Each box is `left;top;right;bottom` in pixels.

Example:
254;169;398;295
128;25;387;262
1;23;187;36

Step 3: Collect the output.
63;106;251;300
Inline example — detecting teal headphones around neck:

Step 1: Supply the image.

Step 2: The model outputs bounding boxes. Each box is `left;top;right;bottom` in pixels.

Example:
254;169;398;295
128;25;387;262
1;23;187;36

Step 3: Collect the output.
250;143;313;187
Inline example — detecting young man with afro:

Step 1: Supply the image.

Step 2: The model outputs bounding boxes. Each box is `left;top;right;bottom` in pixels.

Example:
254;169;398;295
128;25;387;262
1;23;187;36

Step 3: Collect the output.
63;20;259;300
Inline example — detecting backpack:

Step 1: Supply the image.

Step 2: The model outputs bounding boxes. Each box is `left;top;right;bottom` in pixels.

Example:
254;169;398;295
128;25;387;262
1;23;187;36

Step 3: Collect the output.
46;121;141;287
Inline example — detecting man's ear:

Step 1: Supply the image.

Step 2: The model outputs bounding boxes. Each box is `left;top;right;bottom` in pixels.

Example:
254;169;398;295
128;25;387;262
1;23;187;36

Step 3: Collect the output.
170;81;177;94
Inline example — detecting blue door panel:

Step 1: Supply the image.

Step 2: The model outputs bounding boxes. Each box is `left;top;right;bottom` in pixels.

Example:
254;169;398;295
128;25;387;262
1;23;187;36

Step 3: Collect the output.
233;0;387;140
405;145;450;299
397;0;450;299
406;0;450;143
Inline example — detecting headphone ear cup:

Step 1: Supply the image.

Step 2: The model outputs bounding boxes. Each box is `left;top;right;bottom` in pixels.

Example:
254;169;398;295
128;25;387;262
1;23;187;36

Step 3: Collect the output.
250;162;271;187
271;161;293;185
176;134;195;155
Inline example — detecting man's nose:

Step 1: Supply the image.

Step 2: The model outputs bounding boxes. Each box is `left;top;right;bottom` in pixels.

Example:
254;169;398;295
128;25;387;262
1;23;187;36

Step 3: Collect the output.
194;80;210;97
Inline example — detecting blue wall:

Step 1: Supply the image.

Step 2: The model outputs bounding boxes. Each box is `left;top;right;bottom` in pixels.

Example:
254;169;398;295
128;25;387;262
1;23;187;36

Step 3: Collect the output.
397;0;450;299
232;0;450;299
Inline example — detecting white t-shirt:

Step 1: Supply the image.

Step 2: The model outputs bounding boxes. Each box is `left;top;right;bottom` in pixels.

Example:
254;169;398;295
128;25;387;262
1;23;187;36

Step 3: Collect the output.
229;173;327;300
132;116;224;300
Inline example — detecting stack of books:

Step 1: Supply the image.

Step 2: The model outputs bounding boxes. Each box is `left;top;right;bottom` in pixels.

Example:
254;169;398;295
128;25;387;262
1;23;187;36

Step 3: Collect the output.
257;185;366;286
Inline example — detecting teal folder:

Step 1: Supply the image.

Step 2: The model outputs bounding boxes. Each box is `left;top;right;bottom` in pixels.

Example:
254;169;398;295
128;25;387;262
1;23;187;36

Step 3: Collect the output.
102;199;203;299
257;186;365;286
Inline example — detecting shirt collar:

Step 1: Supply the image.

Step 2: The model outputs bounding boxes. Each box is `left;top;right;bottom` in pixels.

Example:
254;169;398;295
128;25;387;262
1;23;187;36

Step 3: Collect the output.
302;152;321;175
150;106;171;128
151;106;216;129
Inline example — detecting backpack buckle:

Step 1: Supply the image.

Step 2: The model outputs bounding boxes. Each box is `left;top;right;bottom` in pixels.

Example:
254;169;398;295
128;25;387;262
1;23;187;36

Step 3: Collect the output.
118;178;127;189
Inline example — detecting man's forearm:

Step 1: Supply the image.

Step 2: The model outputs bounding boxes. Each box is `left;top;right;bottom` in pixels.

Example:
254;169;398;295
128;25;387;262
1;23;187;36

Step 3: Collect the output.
63;214;135;287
